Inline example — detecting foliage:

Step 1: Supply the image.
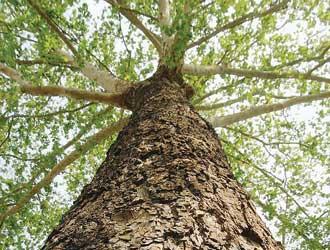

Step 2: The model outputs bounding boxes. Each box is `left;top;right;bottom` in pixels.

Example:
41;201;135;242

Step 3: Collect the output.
0;0;329;249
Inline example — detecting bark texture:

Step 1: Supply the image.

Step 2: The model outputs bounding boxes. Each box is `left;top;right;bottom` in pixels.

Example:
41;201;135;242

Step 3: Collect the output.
43;71;282;249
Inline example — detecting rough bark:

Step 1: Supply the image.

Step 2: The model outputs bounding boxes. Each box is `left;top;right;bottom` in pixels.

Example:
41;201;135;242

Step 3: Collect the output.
43;69;282;249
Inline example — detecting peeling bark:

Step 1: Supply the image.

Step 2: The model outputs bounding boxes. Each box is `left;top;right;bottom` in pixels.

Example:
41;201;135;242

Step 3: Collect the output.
43;71;282;249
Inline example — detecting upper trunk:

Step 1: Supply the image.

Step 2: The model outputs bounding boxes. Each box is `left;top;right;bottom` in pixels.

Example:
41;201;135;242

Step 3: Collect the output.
43;70;282;249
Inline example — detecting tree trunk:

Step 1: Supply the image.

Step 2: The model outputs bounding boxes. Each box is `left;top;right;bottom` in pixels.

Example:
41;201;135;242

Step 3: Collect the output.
43;70;282;249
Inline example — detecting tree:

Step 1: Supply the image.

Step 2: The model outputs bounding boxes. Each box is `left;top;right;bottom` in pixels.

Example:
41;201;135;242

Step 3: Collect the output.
0;0;329;249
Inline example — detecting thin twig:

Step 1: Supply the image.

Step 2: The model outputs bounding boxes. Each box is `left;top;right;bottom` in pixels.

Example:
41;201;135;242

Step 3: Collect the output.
0;153;39;162
187;0;290;49
222;139;310;218
4;103;94;120
26;0;78;57
0;119;13;150
105;0;162;54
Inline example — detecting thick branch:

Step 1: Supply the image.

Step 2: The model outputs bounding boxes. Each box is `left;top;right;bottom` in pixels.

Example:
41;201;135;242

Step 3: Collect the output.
25;0;132;93
0;63;129;108
158;0;174;58
82;63;130;94
161;1;193;67
187;0;289;49
210;91;330;127
0;118;129;225
182;64;330;84
57;50;131;94
159;0;171;44
105;0;162;55
159;0;171;28
0;63;28;85
14;52;132;95
21;84;125;107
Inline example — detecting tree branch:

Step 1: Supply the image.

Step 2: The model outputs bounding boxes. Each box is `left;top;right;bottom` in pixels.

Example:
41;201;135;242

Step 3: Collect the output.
307;57;330;75
118;6;157;21
20;84;126;107
225;127;309;148
0;153;39;162
105;0;162;55
0;120;13;150
223;140;311;218
187;0;289;49
161;1;193;67
0;63;28;85
182;64;330;84
26;0;78;57
0;31;37;43
196;90;263;111
196;96;246;111
159;0;171;43
270;45;330;70
3;40;130;95
0;118;129;226
15;58;73;68
24;0;133;93
81;64;130;94
57;50;131;94
255;198;311;243
192;80;244;104
0;63;129;108
210;91;330;128
159;0;171;29
0;107;113;203
4;103;94;119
